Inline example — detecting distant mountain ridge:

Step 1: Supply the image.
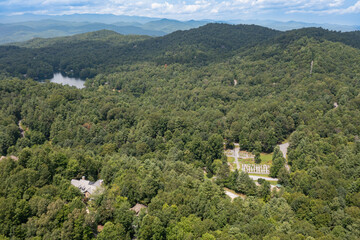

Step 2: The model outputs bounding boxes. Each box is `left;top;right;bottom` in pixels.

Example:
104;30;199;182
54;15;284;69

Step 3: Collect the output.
0;13;358;45
228;19;360;32
0;18;214;44
9;30;151;48
0;20;167;44
1;23;360;81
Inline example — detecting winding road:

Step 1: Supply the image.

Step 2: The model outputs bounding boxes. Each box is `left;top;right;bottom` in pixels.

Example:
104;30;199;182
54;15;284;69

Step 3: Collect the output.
279;142;289;159
278;142;290;171
225;143;240;170
233;143;240;170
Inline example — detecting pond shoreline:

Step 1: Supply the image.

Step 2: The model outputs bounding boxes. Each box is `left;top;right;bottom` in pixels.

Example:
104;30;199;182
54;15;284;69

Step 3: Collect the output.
46;73;85;89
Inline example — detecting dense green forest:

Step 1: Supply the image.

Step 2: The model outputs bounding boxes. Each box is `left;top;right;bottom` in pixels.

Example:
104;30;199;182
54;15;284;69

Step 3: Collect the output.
0;24;360;239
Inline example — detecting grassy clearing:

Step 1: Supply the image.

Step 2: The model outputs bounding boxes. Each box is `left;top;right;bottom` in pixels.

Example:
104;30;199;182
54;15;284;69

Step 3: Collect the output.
238;158;255;164
224;187;246;199
224;187;237;194
260;153;273;164
225;150;234;155
230;163;237;170
248;173;270;177
227;157;235;163
239;151;254;156
227;157;237;170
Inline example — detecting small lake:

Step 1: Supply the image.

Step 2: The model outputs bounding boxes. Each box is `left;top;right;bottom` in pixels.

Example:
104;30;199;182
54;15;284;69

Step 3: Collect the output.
49;73;85;89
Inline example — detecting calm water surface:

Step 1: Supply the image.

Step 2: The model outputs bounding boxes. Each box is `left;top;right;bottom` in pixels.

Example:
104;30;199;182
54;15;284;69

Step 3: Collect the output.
49;73;85;89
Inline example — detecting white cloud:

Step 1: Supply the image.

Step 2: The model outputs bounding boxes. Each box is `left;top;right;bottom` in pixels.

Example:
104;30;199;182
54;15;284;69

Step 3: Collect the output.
329;0;344;7
287;0;360;14
150;1;209;14
339;0;360;13
183;4;202;12
42;0;78;4
1;0;359;21
151;2;164;9
151;2;174;12
231;0;347;9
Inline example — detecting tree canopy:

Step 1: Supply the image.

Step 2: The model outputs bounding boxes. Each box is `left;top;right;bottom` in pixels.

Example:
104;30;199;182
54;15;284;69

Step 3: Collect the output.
0;23;360;239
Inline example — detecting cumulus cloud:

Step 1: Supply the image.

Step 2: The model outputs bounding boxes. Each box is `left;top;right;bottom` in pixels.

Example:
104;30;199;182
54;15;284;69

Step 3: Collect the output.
149;1;208;14
41;0;87;5
0;0;358;21
331;0;360;13
287;0;360;14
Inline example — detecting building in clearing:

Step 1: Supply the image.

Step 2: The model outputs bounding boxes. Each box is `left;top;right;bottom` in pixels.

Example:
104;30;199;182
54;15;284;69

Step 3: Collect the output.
130;203;147;216
71;176;104;199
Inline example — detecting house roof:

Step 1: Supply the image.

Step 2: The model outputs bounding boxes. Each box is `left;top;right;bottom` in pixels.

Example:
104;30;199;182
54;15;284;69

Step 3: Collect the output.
0;155;19;161
71;178;104;195
130;203;147;215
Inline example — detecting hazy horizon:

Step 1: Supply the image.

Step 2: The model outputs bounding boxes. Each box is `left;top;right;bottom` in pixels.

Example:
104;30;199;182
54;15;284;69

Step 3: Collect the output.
0;0;359;25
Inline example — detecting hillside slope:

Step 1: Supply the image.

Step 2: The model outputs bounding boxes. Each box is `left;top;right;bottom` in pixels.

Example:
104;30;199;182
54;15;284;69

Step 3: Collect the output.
0;20;166;44
9;30;151;48
0;24;360;240
0;23;280;79
1;23;360;80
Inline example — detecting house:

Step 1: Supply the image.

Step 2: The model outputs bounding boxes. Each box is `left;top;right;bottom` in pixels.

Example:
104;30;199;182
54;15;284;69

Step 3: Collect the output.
71;176;104;199
130;203;147;216
0;155;19;161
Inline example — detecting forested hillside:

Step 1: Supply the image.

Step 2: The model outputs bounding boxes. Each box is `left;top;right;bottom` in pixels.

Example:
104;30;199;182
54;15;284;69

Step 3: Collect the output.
8;30;151;48
0;24;280;79
0;24;360;239
0;20;166;44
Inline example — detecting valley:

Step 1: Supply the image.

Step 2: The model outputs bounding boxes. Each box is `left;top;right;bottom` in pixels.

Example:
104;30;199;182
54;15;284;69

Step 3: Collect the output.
0;23;360;239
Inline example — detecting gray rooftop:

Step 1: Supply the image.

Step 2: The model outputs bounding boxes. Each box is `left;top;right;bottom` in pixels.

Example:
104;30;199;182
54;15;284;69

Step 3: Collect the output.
71;177;104;195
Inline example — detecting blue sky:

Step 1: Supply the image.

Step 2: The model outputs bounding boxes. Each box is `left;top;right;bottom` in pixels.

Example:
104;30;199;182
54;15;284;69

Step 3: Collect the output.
0;0;359;25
